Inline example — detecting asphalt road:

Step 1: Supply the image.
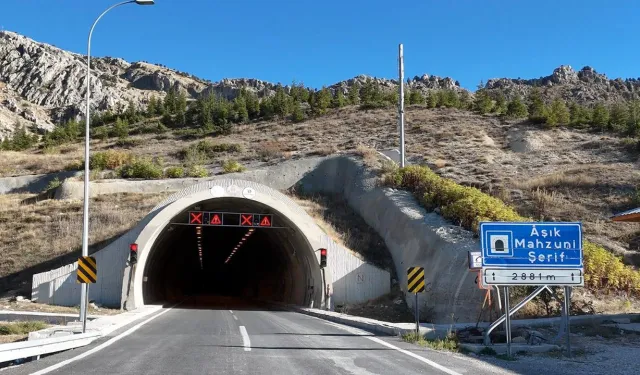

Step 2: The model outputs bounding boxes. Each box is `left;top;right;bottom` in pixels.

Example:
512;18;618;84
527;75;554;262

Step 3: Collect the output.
2;298;514;375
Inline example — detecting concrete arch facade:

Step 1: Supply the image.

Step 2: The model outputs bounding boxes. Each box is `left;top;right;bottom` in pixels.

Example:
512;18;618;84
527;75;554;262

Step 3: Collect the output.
32;178;391;310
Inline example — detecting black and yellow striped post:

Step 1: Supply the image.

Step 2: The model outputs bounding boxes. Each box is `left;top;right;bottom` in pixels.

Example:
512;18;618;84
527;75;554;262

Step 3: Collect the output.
77;256;97;284
407;266;425;335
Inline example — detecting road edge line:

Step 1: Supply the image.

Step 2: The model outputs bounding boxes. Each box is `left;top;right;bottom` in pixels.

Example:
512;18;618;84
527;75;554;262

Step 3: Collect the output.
239;326;251;352
30;305;176;375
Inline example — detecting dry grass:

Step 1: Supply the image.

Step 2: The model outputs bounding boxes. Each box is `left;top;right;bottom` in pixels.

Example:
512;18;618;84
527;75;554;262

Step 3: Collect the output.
289;193;394;275
0;192;170;293
0;300;121;315
0;149;83;177
3;104;640;269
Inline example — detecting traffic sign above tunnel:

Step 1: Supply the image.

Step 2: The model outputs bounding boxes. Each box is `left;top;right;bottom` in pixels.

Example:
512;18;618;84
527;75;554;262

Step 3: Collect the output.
188;211;275;228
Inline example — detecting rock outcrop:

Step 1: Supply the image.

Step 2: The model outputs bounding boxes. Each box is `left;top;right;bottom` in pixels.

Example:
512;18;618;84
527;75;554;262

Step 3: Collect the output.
485;65;640;103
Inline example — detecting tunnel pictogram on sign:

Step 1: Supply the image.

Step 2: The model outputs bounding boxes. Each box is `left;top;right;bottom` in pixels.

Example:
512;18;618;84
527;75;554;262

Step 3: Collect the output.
77;256;97;284
407;266;425;293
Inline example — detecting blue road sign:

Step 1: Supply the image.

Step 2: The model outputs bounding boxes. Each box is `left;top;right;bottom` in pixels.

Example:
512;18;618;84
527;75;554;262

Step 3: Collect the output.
480;222;582;269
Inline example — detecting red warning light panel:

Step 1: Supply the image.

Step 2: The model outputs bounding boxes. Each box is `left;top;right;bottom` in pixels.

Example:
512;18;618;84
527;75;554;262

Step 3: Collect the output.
210;213;222;225
259;215;272;227
189;211;203;225
240;214;253;226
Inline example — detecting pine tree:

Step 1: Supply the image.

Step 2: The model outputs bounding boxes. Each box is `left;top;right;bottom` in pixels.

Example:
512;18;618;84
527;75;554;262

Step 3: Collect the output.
147;96;157;117
348;83;360;105
591;103;609;132
291;102;305;123
506;96;528;118
125;99;138;123
408;89;425;105
527;88;547;123
458;90;472;110
164;87;177;115
443;90;460;108
627;100;640;136
546;99;570;127
609;103;629;132
426;91;437;109
315;86;332;114
360;79;384;109
474;90;493;114
233;96;249;123
114;117;129;139
331;89;346;108
493;93;507;114
272;85;292;118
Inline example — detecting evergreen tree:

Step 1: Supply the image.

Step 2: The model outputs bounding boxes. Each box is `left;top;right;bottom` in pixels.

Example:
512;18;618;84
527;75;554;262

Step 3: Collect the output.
259;97;275;119
609;103;629;132
114;117;129;139
272;85;292;118
331;89;346;108
240;89;260;119
314;86;332;115
474;90;493;114
164;87;177;115
527;88;547;123
458;90;472;110
348;83;360;105
233;96;249;123
290;81;310;103
443;90;460;108
291;102;305;123
569;102;589;127
125;99;139;123
176;90;188;113
426;91;437;109
591;103;609;131
408;89;425;105
492;93;507;114
627;100;640;136
360;79;384;109
147;96;158;117
506;96;528;118
546;99;570;127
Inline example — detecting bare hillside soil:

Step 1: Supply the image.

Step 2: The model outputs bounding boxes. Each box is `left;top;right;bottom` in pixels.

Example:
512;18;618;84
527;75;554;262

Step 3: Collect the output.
2;105;638;267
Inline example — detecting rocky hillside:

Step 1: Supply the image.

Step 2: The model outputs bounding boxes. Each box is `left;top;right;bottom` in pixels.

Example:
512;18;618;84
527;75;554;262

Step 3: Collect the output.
485;65;640;104
0;30;464;139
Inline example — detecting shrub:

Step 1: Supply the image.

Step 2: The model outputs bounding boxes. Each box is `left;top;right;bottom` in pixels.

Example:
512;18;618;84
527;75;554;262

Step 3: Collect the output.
65;160;83;171
165;166;185;178
186;165;209;177
44;177;62;192
386;165;640;296
178;140;243;164
90;150;132;171
221;159;246;174
118;158;163;179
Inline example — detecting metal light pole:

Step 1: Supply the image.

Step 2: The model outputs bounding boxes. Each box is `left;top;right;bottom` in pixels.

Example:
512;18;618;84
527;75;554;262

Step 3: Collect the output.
80;0;154;332
398;44;405;168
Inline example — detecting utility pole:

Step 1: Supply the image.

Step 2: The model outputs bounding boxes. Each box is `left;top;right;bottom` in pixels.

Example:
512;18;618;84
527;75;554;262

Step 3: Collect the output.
398;44;405;168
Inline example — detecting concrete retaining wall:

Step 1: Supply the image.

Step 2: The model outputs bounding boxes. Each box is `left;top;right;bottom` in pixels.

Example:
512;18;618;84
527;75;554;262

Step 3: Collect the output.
31;154;485;322
293;156;486;324
0;170;81;194
32;174;390;309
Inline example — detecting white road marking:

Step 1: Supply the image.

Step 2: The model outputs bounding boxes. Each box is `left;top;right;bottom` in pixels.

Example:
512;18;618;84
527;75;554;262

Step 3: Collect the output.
239;326;251;351
229;310;233;314
323;321;462;375
31;306;176;375
233;315;238;321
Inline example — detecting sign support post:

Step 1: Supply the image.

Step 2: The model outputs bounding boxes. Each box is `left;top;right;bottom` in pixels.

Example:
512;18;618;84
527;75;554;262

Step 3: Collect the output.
504;286;511;358
415;293;419;336
564;286;571;357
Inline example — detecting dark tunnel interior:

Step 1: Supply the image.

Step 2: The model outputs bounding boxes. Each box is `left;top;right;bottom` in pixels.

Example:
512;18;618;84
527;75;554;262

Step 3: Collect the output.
141;198;320;307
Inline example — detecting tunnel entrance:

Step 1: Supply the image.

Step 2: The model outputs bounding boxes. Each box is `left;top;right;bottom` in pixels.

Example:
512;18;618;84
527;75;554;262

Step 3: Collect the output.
140;198;319;307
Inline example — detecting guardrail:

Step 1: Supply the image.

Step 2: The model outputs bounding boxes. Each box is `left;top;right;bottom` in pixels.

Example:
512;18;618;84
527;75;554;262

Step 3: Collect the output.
0;331;101;364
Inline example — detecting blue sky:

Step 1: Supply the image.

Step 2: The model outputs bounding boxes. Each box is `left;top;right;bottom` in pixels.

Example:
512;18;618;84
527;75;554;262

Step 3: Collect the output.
2;0;640;90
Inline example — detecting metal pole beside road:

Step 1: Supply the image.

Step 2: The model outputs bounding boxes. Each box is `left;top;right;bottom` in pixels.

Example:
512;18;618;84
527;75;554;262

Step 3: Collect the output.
564;286;572;357
80;0;154;331
398;44;405;168
504;286;511;358
415;293;419;336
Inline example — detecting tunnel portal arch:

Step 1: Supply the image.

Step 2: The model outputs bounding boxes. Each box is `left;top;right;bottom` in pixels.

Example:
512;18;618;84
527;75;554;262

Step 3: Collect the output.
123;179;329;310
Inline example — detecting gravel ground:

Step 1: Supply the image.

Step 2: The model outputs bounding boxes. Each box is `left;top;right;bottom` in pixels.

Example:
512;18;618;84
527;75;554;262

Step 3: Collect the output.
466;325;640;375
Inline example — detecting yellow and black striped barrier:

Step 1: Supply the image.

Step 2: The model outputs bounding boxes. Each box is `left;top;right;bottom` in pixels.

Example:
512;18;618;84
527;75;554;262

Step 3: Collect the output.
407;266;425;293
77;256;97;284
